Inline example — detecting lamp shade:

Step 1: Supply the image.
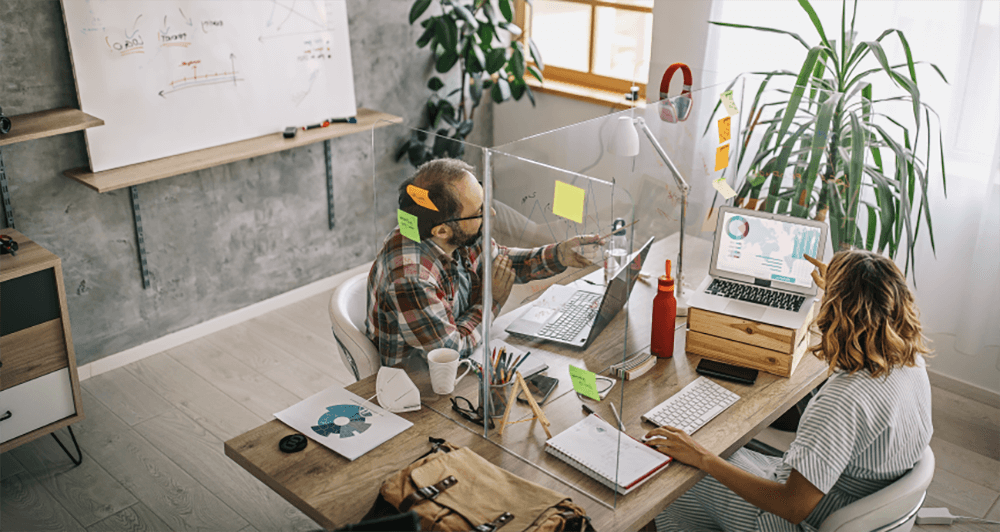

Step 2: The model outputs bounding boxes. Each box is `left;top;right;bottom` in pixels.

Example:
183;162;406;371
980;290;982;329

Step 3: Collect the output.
611;116;640;157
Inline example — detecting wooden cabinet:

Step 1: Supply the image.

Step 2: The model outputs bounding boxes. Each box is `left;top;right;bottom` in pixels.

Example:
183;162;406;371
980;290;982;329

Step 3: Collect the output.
0;228;84;452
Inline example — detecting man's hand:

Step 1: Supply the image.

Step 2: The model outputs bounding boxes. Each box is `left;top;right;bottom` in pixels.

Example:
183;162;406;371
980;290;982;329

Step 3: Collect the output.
557;234;603;268
643;426;714;470
491;253;515;309
804;253;827;291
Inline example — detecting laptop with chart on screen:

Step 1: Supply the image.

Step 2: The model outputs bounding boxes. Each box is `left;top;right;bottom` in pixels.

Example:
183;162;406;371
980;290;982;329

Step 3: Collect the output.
686;207;827;329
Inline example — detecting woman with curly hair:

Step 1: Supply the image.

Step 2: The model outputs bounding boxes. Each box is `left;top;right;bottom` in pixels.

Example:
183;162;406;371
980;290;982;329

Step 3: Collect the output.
648;249;933;532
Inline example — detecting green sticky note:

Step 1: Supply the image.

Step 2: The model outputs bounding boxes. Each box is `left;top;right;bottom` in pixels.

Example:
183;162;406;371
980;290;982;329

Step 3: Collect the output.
569;365;600;401
398;209;420;242
552;180;585;223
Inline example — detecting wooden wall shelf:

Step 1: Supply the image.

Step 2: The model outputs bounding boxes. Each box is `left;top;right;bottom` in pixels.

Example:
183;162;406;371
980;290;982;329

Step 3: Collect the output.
63;108;403;193
0;108;104;147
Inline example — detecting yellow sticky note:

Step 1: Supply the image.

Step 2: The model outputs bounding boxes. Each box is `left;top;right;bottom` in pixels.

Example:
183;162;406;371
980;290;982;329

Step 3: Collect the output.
718;116;731;144
569;365;600;401
552;180;585;223
715;144;730;172
406;184;438;211
721;90;739;116
397;209;420;242
713;177;737;200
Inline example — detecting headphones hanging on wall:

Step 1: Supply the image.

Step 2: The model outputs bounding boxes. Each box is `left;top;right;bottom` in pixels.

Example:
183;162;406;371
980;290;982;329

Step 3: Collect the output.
658;63;693;123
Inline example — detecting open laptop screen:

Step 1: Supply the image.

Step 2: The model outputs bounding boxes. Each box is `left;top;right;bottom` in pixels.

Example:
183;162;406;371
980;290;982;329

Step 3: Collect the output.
716;211;822;289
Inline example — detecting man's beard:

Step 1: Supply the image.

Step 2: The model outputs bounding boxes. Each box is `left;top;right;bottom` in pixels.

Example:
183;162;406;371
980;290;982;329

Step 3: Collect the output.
448;223;482;249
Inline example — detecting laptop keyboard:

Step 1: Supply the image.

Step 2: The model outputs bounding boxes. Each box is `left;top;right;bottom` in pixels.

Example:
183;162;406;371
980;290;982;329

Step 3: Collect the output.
537;291;602;341
706;279;806;312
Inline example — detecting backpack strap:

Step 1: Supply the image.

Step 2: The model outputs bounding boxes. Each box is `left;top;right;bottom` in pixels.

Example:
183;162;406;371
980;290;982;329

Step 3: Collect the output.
472;512;514;532
398;476;458;513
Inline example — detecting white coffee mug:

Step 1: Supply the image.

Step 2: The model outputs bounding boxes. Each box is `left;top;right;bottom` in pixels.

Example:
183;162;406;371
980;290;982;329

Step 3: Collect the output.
427;348;473;395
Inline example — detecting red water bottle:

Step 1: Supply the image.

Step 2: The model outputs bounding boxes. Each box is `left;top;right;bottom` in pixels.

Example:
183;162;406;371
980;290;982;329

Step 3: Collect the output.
651;259;677;358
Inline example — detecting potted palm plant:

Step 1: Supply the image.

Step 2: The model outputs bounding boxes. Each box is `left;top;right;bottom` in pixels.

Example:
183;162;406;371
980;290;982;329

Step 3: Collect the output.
710;0;947;275
397;0;543;166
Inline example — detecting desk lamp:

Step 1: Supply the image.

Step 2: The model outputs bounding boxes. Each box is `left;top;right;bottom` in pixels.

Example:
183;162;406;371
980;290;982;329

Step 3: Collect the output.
612;115;690;315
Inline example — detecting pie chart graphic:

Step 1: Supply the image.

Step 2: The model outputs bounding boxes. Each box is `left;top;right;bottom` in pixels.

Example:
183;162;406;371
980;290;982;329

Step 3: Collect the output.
727;216;750;240
312;404;372;439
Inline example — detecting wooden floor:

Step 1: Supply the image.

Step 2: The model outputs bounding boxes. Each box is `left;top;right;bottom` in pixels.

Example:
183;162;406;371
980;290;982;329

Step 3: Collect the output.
2;290;999;531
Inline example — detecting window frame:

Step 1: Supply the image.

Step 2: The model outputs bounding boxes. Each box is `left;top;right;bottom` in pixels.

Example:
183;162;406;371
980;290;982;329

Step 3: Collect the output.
515;0;653;108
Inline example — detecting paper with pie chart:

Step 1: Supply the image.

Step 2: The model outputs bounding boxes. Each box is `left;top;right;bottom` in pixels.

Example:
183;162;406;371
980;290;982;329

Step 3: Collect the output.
275;384;412;461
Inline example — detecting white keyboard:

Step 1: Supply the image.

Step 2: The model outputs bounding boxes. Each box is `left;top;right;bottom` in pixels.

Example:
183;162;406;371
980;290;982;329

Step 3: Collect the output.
641;376;740;434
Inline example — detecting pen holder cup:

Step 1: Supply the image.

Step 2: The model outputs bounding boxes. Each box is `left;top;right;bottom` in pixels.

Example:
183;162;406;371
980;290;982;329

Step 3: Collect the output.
482;379;517;419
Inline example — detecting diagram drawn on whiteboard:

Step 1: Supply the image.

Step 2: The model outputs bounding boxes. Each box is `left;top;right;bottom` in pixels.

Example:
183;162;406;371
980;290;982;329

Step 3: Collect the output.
159;55;243;98
260;0;338;42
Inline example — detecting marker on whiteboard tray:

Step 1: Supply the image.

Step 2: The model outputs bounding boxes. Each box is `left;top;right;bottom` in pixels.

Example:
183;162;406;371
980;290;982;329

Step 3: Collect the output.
303;120;331;130
329;117;357;124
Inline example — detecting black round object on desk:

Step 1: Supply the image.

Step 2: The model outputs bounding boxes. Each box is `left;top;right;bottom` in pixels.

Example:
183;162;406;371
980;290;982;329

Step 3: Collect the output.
279;433;308;453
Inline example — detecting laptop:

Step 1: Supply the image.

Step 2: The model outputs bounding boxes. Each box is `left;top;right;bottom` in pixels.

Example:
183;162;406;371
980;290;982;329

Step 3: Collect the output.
505;236;655;348
686;207;827;329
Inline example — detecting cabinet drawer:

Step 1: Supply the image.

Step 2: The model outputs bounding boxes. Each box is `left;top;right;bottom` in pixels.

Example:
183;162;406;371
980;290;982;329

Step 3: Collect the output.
0;319;69;390
0;368;76;444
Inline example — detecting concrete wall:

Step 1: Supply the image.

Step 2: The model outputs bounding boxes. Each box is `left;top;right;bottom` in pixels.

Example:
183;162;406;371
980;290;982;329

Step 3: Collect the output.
0;0;492;367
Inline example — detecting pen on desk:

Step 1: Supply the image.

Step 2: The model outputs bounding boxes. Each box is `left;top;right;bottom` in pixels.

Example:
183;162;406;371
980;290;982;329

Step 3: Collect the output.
510;352;531;374
610;402;624;431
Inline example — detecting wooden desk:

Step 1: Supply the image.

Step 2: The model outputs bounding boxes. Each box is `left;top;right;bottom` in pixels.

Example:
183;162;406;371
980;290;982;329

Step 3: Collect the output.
225;235;830;531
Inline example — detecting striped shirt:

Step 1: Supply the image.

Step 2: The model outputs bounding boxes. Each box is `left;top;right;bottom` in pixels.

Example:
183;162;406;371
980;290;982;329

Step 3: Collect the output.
366;228;565;366
656;356;933;532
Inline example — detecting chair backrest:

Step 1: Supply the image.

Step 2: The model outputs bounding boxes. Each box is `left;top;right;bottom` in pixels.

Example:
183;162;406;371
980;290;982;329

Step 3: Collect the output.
818;446;935;532
329;272;381;381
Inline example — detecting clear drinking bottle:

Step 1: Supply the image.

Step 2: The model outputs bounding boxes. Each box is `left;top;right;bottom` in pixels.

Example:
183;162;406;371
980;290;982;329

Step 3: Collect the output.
604;218;628;284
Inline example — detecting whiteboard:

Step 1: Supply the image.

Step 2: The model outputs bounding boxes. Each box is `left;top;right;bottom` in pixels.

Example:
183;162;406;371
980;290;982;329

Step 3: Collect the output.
61;0;357;172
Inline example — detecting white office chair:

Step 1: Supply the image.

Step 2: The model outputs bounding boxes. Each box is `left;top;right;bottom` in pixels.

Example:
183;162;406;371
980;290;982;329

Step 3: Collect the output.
818;446;935;532
329;272;381;381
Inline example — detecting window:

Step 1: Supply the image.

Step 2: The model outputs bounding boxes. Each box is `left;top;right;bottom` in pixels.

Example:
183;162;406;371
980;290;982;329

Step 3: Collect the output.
516;0;654;105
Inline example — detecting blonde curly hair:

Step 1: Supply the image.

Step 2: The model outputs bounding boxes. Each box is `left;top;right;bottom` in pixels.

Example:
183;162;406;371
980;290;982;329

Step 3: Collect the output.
810;249;930;378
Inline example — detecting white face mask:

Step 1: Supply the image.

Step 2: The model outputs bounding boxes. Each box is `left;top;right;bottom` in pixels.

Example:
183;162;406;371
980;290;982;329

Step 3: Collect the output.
376;367;421;413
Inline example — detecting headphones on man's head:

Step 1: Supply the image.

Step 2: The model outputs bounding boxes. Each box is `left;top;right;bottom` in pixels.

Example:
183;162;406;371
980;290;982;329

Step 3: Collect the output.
658;63;693;123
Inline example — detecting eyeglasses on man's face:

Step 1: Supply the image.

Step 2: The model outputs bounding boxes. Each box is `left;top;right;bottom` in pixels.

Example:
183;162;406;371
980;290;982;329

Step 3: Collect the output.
441;202;485;225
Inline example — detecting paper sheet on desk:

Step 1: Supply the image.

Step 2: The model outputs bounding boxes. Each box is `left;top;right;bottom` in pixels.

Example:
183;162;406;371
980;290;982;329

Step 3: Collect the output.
470;340;548;379
274;384;412;461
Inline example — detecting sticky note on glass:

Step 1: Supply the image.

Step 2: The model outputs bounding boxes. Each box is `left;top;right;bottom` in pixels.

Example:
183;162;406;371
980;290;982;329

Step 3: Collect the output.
721;90;739;116
569;365;600;401
718;116;731;143
406;184;438;211
713;177;737;199
715;144;730;171
552;180;585;223
397;209;420;242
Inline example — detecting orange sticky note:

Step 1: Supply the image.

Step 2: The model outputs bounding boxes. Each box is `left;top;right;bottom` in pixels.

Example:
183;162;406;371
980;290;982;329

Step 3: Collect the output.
552;180;585;223
715;144;730;172
718;116;731;144
406;184;438;211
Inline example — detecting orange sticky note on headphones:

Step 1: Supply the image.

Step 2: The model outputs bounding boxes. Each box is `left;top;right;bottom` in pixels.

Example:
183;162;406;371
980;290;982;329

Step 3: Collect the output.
407;185;438;211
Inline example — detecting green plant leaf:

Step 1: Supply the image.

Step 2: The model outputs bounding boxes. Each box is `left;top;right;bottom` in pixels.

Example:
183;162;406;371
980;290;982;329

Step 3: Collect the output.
528;64;543;83
509;47;525;79
436;49;459;72
486;48;506;74
410;0;433;24
866;204;877;250
846;111;865;241
797;0;832;50
501;22;522;37
708;21;810;49
416;19;437;48
775;46;822;146
860;40;921;129
491;77;511;102
498;0;513;22
528;37;544;71
469;75;483;108
395;138;413;162
453;3;479;29
525;84;536;106
465;36;485;72
510;76;526;99
795;92;839;219
427;77;445;91
456;119;474;137
478;21;494;45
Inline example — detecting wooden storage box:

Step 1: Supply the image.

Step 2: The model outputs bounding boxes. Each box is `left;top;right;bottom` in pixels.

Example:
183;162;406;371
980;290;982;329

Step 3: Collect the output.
686;304;817;377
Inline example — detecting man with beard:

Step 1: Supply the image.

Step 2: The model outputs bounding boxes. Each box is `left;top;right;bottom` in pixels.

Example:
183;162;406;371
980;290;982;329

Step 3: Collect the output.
366;158;599;366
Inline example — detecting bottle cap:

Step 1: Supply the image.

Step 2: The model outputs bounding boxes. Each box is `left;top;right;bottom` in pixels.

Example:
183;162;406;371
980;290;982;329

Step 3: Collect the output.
659;259;674;291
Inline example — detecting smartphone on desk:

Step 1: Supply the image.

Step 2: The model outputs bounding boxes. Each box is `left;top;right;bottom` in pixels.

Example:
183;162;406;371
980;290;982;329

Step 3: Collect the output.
696;358;759;385
517;373;558;406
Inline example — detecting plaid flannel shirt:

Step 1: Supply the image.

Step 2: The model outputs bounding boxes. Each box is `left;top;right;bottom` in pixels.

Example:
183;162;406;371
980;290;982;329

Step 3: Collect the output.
366;228;565;366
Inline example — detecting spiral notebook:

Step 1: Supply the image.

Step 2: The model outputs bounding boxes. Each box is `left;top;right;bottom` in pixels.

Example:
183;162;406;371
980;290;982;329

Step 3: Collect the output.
545;414;671;494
